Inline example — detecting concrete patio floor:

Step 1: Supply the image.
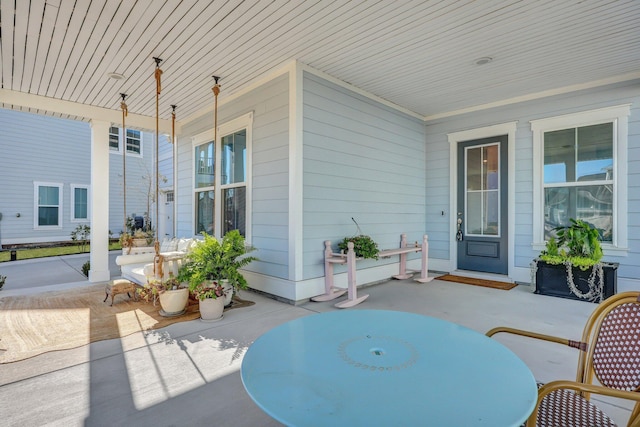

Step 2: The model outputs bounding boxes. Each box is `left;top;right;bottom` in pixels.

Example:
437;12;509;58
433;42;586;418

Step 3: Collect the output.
0;261;635;426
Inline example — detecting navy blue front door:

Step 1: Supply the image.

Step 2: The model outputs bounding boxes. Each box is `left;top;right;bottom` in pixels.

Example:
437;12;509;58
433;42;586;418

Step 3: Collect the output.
457;136;508;274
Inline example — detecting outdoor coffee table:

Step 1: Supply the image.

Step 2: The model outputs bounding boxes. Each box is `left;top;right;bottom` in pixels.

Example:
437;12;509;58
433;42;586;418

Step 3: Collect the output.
241;310;537;426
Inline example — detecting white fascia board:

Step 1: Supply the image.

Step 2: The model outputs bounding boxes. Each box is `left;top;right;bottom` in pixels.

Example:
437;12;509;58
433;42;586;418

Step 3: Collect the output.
0;89;175;133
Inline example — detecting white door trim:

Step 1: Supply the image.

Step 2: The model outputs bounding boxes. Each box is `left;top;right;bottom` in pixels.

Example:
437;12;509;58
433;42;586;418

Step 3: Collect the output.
448;122;518;279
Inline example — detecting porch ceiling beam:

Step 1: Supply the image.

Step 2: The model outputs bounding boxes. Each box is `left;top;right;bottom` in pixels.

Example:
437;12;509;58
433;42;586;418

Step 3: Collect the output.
0;89;178;133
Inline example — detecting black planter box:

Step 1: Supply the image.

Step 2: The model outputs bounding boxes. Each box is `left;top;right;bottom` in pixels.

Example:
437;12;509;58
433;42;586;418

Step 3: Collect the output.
534;260;618;303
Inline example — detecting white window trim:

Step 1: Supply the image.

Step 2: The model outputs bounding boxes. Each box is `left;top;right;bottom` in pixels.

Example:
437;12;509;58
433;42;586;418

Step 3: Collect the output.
109;126;120;152
191;112;253;241
34;181;63;229
109;127;144;158
531;104;630;253
125;128;143;157
70;184;90;222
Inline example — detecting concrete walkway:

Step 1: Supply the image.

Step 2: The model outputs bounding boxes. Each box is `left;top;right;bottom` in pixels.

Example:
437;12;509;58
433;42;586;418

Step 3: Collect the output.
0;251;121;296
0;256;635;426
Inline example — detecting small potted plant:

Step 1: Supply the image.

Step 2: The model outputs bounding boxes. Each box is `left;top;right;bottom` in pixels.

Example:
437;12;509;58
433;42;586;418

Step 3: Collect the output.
533;218;617;303
138;274;189;316
119;232;134;253
133;229;153;247
190;281;227;321
338;235;379;259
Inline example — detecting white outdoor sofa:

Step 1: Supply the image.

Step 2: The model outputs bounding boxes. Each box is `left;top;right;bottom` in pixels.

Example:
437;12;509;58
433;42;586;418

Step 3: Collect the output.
115;237;197;285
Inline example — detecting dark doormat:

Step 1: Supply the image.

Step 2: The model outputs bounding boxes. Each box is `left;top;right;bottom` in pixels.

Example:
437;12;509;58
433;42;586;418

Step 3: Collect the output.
437;274;517;291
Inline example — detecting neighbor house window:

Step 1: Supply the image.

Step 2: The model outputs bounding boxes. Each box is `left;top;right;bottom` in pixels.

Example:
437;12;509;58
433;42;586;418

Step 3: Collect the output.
532;105;629;251
34;182;63;228
71;185;89;221
109;127;142;155
192;112;252;239
109;126;120;151
126;129;141;154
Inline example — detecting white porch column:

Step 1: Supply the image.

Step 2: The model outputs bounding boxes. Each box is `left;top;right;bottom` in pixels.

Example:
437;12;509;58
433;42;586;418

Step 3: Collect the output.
89;120;111;282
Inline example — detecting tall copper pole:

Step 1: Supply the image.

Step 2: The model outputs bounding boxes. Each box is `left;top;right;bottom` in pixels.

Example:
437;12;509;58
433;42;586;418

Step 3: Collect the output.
212;76;220;143
120;93;128;234
153;57;163;253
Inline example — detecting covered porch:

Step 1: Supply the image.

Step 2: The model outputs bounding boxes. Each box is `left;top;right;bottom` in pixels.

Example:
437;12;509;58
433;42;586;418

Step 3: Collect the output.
0;275;635;425
1;1;639;302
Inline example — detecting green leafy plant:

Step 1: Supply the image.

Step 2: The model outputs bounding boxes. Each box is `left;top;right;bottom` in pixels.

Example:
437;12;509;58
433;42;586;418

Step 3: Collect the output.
0;274;6;290
119;232;133;249
81;261;90;277
338;235;379;259
540;218;603;270
70;224;91;253
177;230;258;293
190;281;227;301
137;274;184;303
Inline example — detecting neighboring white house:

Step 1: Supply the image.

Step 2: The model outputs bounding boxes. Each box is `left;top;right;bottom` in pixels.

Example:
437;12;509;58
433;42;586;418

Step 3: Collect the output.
0;108;173;247
171;62;639;304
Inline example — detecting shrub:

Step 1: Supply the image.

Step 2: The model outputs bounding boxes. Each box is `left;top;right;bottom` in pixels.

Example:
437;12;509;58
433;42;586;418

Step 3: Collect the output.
81;261;90;277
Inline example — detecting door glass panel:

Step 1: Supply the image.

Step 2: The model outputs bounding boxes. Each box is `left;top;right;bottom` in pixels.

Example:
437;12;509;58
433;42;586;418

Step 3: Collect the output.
466;147;482;190
467;192;482;234
484;145;499;190
465;143;500;236
484;191;499;235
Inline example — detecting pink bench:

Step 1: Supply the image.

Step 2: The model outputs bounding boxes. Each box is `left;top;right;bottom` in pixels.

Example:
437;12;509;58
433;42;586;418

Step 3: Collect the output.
313;234;433;308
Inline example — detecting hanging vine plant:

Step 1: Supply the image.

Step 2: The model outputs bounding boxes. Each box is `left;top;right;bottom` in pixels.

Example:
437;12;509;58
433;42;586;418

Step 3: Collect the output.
338;235;379;259
337;218;380;259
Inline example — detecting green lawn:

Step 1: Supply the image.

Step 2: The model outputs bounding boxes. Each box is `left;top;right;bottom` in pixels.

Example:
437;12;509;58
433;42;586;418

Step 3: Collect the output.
0;243;122;262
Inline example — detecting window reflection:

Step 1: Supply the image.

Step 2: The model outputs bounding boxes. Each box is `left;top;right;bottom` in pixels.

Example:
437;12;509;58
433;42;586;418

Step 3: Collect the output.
543;122;613;242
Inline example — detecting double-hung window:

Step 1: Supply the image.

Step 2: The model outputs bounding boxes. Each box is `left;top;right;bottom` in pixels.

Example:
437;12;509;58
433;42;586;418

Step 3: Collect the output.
71;184;89;221
532;105;629;251
34;182;63;228
109;126;120;151
109;127;142;155
192;112;252;239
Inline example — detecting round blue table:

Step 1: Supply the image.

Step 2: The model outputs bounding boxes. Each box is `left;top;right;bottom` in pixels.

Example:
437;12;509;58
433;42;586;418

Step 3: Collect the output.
241;310;537;426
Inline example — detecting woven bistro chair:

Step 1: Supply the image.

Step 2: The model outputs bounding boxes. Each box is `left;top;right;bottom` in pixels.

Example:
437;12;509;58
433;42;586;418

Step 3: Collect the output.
487;291;640;427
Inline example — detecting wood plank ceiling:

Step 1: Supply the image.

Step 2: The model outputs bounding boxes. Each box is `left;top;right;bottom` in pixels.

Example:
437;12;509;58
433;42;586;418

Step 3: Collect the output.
1;0;639;123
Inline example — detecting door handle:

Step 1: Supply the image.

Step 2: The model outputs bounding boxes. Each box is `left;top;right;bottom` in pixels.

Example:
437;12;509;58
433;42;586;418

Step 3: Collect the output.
456;217;463;241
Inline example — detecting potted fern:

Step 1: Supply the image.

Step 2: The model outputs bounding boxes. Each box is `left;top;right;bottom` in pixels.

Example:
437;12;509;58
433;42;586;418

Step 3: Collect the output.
177;230;258;307
533;218;617;303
